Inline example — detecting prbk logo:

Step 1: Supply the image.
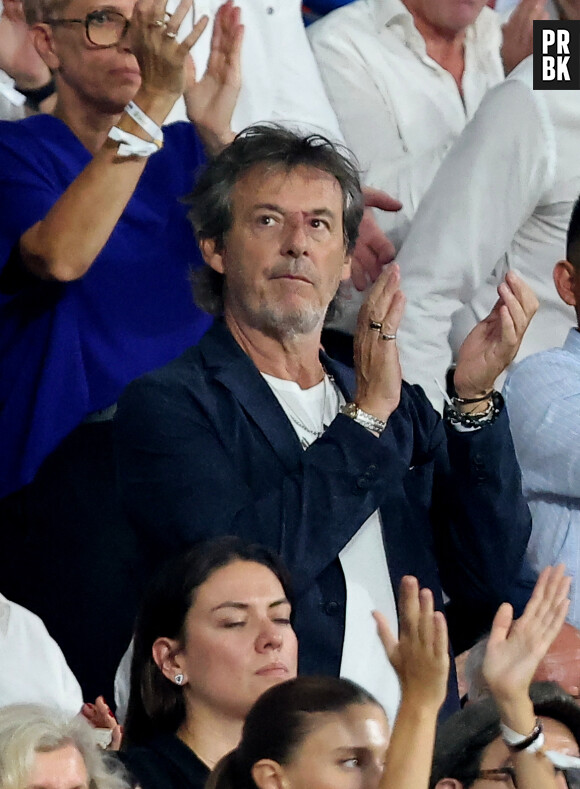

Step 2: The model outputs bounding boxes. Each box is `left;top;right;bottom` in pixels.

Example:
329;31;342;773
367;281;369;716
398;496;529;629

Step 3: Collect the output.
533;20;580;89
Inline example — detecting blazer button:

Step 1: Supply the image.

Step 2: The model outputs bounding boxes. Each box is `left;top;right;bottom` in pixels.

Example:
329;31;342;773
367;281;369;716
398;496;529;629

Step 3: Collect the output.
324;601;340;616
356;464;379;490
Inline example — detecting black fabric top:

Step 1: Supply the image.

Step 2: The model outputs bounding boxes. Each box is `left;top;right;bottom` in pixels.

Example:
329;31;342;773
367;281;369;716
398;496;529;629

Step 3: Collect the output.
121;733;210;789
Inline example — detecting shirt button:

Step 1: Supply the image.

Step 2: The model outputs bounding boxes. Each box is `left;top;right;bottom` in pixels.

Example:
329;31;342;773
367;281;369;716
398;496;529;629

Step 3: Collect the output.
324;601;340;616
266;6;274;13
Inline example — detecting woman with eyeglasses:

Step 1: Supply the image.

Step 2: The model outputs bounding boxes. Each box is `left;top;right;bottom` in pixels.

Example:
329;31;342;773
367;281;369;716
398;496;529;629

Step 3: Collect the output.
0;0;241;706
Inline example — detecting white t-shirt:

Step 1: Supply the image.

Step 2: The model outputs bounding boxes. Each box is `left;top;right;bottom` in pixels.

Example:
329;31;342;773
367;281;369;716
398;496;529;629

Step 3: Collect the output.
262;373;401;724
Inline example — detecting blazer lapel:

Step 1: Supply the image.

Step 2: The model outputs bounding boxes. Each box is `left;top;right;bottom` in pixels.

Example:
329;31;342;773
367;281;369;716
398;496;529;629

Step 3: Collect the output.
199;323;304;472
198;324;357;472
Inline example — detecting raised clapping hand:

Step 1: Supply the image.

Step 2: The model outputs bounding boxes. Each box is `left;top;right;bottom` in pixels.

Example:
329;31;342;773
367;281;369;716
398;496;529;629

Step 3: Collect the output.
184;0;243;152
129;0;242;152
129;0;208;99
353;263;406;423
372;578;449;789
482;565;570;711
453;271;538;399
374;576;450;711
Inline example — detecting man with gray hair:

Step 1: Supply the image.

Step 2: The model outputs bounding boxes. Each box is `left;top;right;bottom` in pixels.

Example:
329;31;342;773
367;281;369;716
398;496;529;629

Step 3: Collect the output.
115;125;536;720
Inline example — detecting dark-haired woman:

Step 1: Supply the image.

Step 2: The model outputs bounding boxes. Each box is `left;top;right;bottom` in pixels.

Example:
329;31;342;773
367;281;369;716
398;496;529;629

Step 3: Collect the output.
208;567;572;789
208;573;451;789
120;536;298;789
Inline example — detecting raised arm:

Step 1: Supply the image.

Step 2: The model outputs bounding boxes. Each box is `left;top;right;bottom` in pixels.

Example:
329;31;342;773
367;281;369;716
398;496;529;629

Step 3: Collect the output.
374;576;449;789
183;0;242;154
18;0;241;282
483;565;571;789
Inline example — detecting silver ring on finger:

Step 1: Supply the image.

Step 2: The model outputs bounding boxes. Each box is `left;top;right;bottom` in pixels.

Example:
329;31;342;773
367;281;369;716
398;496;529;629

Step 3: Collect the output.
153;18;166;27
369;320;382;332
164;29;177;37
380;333;397;341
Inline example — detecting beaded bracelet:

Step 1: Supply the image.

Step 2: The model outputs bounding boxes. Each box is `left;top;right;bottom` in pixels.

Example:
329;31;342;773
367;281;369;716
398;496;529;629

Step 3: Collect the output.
444;391;503;429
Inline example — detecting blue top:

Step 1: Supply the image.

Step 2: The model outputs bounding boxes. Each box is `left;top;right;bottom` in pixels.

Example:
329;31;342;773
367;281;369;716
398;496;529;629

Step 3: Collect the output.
504;327;580;628
0;115;212;498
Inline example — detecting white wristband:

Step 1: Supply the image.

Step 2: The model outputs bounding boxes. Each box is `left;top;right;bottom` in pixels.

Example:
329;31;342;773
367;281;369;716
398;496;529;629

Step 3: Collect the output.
108;126;161;158
125;100;163;142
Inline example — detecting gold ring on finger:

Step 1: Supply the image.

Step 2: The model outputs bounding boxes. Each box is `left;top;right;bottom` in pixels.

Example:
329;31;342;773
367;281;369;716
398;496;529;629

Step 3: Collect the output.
369;320;382;332
153;18;166;27
380;333;397;341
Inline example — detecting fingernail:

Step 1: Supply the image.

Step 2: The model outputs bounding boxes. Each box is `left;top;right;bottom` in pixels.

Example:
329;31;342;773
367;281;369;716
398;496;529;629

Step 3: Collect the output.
108;709;115;718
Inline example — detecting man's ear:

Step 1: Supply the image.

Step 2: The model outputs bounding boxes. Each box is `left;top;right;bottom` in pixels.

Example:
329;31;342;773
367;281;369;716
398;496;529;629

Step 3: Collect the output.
251;759;288;789
200;237;226;275
433;780;464;789
30;23;60;71
553;260;578;307
151;637;187;685
341;252;352;282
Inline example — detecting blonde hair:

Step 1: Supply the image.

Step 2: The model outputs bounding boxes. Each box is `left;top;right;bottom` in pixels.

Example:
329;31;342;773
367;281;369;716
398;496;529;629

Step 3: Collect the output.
0;704;130;789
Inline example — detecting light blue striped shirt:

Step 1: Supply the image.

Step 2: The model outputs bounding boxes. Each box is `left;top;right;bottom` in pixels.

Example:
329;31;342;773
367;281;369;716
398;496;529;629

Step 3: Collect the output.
504;327;580;627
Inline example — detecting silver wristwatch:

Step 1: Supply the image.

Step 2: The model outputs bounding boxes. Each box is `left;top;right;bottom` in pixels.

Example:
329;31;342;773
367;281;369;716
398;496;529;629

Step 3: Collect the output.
340;402;387;435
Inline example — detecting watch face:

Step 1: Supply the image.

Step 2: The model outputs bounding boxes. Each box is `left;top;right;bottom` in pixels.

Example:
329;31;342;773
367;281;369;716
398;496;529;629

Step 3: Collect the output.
341;403;359;418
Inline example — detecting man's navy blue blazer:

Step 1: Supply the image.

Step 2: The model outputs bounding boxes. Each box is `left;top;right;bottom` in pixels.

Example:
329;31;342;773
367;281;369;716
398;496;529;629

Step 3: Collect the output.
115;320;531;717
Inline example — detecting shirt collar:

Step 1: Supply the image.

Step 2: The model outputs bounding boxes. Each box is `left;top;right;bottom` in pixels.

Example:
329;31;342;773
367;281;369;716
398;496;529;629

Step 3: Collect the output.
372;0;487;52
373;0;417;35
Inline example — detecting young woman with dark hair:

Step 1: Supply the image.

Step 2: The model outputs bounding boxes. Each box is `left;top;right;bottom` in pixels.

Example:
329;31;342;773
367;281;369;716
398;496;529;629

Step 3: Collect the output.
120;536;298;789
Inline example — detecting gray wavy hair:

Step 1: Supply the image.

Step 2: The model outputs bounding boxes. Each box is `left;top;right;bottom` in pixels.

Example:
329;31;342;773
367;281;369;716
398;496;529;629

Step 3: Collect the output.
0;704;130;789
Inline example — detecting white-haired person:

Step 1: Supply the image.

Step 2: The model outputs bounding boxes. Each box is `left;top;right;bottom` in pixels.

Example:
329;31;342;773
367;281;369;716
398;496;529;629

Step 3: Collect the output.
0;703;130;789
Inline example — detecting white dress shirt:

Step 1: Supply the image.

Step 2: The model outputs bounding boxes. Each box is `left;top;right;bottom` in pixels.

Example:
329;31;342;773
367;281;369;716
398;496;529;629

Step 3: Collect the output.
0;593;83;714
165;0;344;141
503;328;580;628
396;56;579;408
308;0;504;250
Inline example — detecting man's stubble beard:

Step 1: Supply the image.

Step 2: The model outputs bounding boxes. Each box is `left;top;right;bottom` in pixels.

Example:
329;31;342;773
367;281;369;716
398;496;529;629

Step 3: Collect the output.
229;291;328;341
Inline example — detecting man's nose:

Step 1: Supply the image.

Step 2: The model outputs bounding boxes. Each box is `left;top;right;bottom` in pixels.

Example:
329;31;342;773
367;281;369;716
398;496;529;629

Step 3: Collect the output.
283;216;309;258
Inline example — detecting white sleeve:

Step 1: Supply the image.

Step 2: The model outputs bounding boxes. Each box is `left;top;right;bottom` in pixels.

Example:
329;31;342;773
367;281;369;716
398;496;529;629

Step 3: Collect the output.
0;597;83;714
396;78;555;407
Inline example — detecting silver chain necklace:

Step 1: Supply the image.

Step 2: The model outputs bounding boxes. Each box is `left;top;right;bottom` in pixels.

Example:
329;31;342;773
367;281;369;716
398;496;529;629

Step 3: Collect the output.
277;374;337;449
